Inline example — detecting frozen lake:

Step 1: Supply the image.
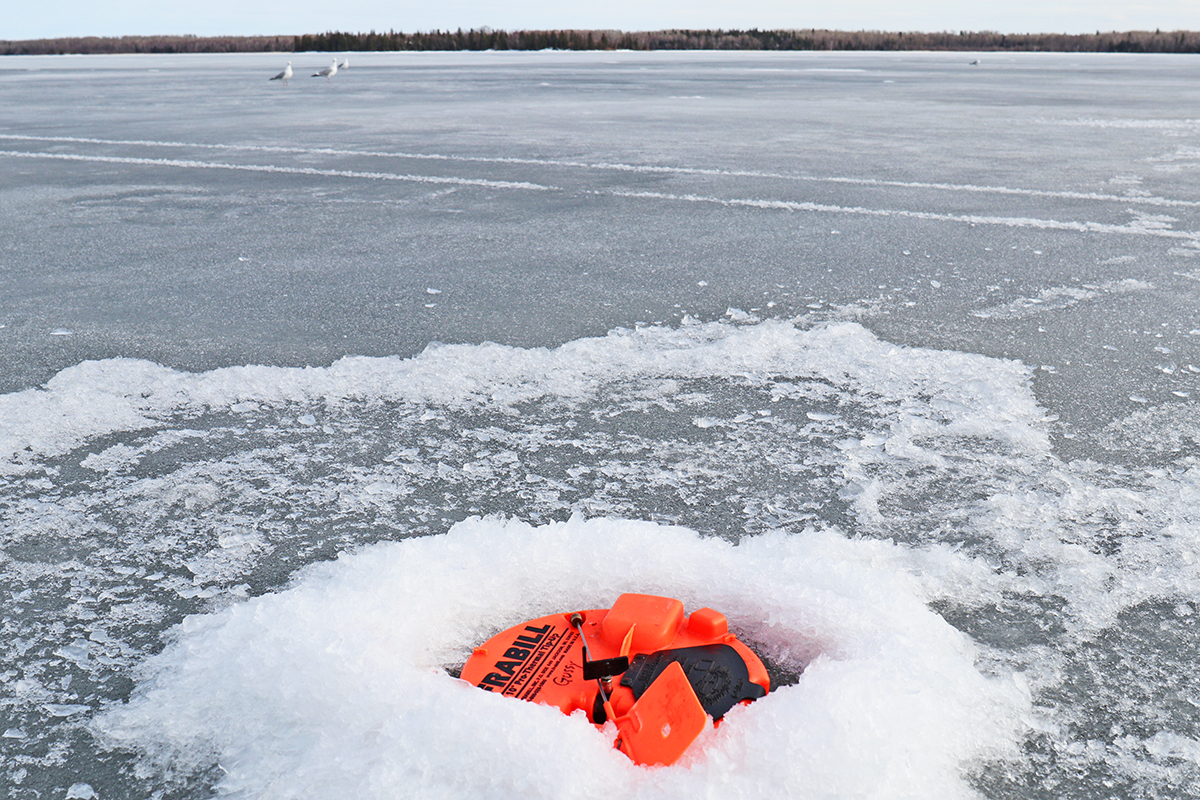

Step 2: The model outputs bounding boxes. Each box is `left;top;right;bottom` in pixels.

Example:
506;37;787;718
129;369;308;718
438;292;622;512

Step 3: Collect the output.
2;49;1199;799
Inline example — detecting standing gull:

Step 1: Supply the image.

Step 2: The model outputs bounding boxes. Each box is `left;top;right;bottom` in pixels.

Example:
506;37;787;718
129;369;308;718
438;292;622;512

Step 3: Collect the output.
312;59;339;82
339;58;349;70
269;61;292;85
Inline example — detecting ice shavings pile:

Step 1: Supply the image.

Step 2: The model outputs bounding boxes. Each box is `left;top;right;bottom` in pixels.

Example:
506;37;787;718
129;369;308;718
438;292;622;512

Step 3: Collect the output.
0;319;1046;473
971;279;1150;321
94;516;1029;800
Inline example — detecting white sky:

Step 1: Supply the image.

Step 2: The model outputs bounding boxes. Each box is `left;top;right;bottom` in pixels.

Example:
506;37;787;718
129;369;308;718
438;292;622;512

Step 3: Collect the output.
5;1;1199;41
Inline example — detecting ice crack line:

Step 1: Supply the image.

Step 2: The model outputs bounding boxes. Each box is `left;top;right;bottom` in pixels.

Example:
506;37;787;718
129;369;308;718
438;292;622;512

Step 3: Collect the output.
600;189;1200;242
5;148;1197;241
1;133;1196;209
0;150;557;191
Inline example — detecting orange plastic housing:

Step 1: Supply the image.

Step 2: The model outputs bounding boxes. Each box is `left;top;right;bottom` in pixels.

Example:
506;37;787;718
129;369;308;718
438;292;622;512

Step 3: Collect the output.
460;593;769;765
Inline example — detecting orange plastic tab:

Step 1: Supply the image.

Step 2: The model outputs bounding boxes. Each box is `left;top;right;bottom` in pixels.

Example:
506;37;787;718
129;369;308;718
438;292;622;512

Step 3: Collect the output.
602;594;683;652
619;624;636;658
686;607;728;639
614;661;707;766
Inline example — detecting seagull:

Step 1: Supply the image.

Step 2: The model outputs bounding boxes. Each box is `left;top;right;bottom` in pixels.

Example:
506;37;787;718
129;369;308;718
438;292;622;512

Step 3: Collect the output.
312;58;338;82
269;61;292;85
339;58;349;70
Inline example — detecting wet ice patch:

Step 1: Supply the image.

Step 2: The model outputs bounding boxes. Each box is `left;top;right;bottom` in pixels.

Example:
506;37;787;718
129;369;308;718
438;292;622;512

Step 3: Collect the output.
94;517;1028;800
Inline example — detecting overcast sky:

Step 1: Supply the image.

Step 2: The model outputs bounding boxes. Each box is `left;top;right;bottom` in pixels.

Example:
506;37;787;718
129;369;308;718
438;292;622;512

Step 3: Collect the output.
6;1;1199;41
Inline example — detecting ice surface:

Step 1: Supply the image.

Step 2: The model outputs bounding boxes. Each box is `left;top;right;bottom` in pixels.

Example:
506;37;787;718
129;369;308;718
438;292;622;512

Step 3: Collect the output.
94;517;1027;800
3;49;1200;800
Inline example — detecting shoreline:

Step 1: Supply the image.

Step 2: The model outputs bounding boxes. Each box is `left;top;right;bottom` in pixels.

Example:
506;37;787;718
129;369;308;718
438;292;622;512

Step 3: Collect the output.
5;27;1200;56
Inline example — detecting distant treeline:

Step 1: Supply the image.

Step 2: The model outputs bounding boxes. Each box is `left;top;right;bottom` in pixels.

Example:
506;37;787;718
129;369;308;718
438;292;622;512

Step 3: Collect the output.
5;28;1200;56
296;28;1200;53
0;35;293;55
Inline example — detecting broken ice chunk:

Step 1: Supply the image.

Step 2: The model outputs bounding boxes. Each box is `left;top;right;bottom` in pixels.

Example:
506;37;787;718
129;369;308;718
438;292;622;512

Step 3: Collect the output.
44;704;90;717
